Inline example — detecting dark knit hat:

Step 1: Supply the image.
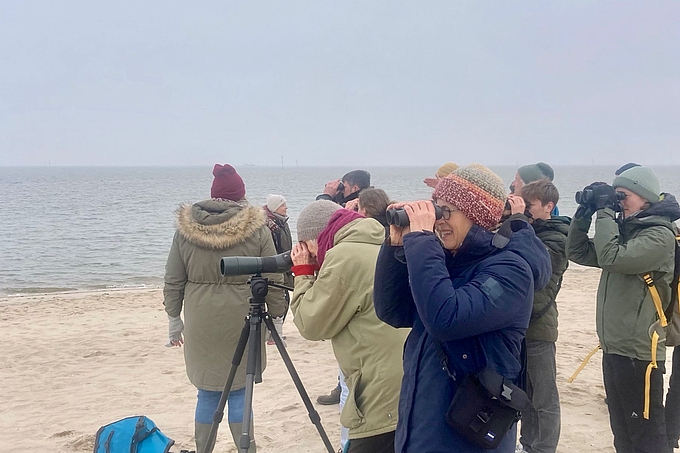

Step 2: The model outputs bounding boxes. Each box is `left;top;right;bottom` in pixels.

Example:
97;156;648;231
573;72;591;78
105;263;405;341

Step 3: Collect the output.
210;164;246;201
296;200;341;242
432;164;506;230
517;162;555;184
614;162;641;176
612;166;660;204
435;162;459;178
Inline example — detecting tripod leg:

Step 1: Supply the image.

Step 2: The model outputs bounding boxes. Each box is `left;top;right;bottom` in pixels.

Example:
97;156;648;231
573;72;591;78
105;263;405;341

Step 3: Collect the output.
263;314;336;453
201;317;250;453
238;311;262;453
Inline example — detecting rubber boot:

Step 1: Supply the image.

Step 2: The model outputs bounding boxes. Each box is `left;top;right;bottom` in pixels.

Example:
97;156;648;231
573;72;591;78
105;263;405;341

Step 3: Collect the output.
195;422;216;453
229;421;256;453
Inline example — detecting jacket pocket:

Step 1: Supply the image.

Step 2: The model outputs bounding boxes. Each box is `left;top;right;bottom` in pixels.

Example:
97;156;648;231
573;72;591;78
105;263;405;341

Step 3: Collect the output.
340;370;366;429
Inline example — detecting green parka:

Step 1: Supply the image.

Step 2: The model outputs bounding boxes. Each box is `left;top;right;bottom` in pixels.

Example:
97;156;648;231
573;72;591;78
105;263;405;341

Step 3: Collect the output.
164;200;286;391
291;218;408;440
527;216;570;343
566;198;679;361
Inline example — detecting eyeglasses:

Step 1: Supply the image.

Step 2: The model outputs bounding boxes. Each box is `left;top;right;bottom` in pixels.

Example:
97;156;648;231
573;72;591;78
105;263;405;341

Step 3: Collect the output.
439;205;457;220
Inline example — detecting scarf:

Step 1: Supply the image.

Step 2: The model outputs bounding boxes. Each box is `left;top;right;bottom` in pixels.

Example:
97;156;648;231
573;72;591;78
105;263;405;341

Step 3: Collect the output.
316;209;364;266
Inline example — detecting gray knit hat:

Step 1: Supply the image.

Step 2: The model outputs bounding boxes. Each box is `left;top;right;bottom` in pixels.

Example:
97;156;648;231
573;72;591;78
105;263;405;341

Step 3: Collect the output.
296;200;341;242
517;162;555;184
612;166;661;204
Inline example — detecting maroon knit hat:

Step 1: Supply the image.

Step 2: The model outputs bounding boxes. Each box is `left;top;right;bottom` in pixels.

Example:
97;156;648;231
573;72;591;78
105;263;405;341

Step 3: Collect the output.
432;164;506;230
210;164;246;200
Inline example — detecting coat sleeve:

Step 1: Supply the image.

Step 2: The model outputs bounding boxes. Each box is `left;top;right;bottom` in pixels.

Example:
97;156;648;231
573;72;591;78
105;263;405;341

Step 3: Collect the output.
404;232;533;341
290;254;361;340
163;231;187;317
534;231;568;309
566;216;600;267
594;208;675;274
373;242;416;328
260;227;287;318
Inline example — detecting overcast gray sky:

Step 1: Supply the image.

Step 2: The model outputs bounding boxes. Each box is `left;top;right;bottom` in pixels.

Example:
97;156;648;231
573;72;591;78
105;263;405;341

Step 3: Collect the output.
1;1;679;167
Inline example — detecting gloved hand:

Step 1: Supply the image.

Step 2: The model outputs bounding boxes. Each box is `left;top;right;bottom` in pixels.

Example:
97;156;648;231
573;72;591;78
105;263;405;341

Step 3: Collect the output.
590;183;619;211
574;204;595;220
166;315;184;347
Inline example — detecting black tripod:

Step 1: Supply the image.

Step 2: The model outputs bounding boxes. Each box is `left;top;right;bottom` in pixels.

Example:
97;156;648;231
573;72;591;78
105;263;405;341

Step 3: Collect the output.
200;275;335;453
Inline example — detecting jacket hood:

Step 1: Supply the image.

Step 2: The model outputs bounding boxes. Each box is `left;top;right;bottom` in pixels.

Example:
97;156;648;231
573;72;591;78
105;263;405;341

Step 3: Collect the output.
334;218;385;247
176;199;266;250
638;192;680;223
533;216;571;236
451;216;551;291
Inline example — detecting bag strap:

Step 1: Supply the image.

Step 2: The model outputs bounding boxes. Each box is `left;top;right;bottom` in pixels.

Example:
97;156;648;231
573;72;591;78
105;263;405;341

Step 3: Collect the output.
433;338;457;381
530;299;555;322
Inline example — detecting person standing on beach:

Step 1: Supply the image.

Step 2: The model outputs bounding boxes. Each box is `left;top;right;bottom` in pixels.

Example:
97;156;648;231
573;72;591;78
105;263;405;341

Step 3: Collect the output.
316;169;371;207
567;166;680;453
373;165;551;453
315;169;371;406
290;200;408;453
263;194;293;346
163;164;286;453
509;179;570;453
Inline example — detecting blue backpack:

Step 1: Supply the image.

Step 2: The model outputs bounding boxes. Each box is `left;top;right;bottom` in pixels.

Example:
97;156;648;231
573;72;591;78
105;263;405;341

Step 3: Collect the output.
94;416;174;453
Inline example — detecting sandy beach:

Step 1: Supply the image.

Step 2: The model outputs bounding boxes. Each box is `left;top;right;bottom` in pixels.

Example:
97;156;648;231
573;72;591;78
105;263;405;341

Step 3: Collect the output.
1;265;668;453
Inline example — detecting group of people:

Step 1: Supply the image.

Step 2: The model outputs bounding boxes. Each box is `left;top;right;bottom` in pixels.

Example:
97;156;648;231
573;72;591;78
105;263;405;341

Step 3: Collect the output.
162;161;680;453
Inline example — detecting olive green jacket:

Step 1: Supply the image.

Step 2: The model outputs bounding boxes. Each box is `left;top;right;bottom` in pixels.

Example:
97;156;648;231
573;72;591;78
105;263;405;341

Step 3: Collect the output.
291;218;408;439
567;206;676;361
164;199;286;391
527;216;570;343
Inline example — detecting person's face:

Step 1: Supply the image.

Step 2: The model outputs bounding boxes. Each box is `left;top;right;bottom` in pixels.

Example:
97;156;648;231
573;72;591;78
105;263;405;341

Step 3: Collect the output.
342;181;360;198
433;199;474;252
525;198;553;221
274;203;288;216
617;187;647;218
358;204;367;217
512;172;525;194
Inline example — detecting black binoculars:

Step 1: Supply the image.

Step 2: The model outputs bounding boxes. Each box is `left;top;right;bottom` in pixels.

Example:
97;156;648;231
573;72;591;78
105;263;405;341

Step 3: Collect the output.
385;201;443;227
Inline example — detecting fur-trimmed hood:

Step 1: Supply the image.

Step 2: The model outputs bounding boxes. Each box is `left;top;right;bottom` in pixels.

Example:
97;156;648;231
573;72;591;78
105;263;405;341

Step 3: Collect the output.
176;199;266;250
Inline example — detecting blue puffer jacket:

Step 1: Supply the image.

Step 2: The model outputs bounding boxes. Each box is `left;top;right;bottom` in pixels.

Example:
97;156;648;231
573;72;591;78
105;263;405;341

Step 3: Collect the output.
374;218;551;453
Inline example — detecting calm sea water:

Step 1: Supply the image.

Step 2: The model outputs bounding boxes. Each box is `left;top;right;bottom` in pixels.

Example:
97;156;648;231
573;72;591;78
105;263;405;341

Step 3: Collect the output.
2;165;678;296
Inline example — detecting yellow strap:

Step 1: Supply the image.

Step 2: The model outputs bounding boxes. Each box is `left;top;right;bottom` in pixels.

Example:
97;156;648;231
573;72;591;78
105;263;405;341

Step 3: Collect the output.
568;345;601;383
643;330;660;420
643;273;668;327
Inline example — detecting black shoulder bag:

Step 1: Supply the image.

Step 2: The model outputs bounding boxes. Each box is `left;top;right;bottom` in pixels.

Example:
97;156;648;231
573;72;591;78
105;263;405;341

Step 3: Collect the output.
434;340;531;449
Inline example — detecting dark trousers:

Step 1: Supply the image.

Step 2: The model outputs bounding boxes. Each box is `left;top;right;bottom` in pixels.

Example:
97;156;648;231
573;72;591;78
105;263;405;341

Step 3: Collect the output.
665;347;680;448
602;353;670;453
520;339;561;453
347;431;395;453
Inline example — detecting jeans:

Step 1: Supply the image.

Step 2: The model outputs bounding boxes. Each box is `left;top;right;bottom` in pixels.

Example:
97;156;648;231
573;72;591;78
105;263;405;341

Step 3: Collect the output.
339;367;349;450
520;339;560;453
665;347;680;448
602;353;670;453
195;388;246;424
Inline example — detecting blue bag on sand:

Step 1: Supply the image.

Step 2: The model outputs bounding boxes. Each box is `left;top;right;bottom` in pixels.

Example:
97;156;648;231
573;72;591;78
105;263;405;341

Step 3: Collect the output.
94;416;174;453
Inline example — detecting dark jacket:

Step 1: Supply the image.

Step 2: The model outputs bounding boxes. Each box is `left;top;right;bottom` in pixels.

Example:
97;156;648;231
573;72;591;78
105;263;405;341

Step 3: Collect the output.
527;216;570;342
373;218;551;453
263;206;294;287
567;194;680;361
316;189;361;207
